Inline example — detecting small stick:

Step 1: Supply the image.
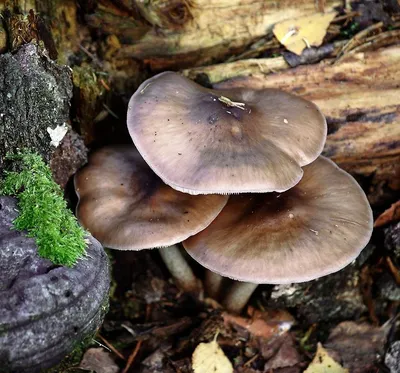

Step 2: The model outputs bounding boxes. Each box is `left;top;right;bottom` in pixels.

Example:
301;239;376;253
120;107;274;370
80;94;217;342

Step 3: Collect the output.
302;37;311;49
342;29;400;57
99;79;111;91
299;324;317;350
386;256;400;285
331;12;360;24
280;28;297;44
218;96;246;110
98;334;126;360
335;22;384;62
244;353;259;367
122;340;143;373
102;103;119;119
79;44;102;67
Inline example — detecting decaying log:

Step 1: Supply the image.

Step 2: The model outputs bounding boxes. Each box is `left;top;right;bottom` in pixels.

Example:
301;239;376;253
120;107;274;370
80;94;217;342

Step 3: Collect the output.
0;43;87;189
0;0;81;63
185;45;400;205
85;0;349;70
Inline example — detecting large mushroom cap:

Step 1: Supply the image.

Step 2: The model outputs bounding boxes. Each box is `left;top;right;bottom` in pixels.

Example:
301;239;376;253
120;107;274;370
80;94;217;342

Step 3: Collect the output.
74;145;228;250
183;157;373;284
127;71;327;195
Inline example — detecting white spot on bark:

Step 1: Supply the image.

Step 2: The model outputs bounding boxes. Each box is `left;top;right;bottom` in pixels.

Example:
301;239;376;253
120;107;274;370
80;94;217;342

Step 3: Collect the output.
47;123;68;147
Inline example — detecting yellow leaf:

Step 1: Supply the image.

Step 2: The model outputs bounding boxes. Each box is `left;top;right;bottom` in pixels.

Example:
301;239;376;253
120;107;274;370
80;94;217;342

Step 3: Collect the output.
192;335;233;373
273;12;337;55
304;343;349;373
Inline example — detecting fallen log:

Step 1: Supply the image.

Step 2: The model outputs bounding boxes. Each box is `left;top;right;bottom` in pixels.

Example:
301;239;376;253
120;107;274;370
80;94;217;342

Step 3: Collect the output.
85;0;347;70
184;45;400;206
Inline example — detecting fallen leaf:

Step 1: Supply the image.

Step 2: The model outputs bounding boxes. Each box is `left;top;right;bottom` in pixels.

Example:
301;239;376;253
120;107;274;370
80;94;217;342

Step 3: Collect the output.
273;12;337;55
79;348;119;373
324;321;389;373
264;333;301;370
304;343;348;373
223;307;294;339
374;200;400;227
192;334;233;373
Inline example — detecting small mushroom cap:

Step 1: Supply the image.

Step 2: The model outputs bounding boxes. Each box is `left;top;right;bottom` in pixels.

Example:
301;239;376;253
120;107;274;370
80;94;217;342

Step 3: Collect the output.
74;145;228;250
127;71;327;195
183;157;373;284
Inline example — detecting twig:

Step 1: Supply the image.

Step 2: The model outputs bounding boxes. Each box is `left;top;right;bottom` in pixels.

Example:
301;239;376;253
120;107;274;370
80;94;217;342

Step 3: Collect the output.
344;29;400;56
244;353;259;367
386;257;400;285
122;340;143;373
331;11;360;24
300;323;317;350
121;324;136;337
218;96;246;110
98;334;126;361
335;22;384;63
92;339;111;352
79;44;103;68
102;103;119;119
360;266;379;325
99;79;111;91
280;28;298;44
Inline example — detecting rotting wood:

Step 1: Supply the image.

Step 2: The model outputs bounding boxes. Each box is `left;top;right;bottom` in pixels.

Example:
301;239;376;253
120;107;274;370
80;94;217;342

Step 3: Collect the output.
85;0;348;70
182;28;398;82
187;45;400;205
0;0;81;63
183;55;290;84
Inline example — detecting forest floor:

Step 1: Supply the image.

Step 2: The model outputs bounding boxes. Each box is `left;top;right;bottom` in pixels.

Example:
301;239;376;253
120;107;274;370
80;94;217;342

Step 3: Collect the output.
1;0;400;372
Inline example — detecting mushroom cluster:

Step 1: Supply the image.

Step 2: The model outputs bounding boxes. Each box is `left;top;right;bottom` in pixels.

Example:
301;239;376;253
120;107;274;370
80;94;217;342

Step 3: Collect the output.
75;71;373;313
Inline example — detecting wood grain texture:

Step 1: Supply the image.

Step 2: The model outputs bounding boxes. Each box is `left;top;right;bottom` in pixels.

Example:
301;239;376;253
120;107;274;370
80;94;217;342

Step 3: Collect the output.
86;0;344;69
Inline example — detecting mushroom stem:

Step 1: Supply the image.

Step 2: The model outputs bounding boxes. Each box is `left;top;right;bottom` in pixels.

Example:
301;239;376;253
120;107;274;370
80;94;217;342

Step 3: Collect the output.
158;245;199;293
221;282;258;314
205;270;224;300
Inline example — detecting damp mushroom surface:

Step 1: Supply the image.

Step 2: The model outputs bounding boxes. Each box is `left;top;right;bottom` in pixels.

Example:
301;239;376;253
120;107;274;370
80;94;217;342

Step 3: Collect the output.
74;145;228;291
183;157;374;312
127;71;327;195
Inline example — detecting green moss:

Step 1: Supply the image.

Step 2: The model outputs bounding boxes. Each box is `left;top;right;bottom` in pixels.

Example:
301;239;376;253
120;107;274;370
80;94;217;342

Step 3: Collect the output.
0;151;86;266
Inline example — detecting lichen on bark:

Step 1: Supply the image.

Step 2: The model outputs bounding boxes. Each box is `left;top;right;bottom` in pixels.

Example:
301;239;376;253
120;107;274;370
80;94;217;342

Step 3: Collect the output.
0;43;72;173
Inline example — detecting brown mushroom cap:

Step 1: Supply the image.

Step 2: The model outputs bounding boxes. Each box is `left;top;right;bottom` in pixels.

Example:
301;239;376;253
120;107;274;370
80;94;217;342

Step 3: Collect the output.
183;157;373;284
127;72;327;195
74;145;228;250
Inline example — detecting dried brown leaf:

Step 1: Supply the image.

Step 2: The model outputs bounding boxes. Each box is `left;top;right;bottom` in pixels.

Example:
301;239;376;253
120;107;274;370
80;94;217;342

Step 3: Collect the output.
79;348;119;373
223;307;294;339
374;200;400;227
324;321;389;373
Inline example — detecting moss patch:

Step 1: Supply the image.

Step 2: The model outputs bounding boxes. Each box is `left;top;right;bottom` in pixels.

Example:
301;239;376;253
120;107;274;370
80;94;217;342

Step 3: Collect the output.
0;151;86;266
